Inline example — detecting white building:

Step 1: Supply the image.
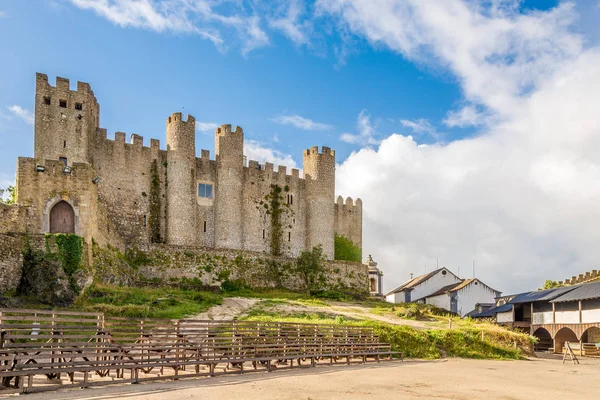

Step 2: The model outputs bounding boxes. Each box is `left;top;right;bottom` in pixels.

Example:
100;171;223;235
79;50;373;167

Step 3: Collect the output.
385;268;461;304
424;278;501;317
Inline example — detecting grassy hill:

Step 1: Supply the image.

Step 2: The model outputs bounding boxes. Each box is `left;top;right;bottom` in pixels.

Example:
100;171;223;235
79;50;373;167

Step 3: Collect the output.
4;283;535;360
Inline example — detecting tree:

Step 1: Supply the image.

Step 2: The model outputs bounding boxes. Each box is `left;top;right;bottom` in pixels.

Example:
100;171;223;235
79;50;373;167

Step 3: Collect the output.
295;245;326;295
542;280;563;289
0;185;15;204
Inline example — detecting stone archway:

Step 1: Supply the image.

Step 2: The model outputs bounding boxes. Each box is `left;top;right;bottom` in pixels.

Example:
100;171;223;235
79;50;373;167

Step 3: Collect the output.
50;201;75;234
532;327;553;352
581;326;600;344
554;327;578;354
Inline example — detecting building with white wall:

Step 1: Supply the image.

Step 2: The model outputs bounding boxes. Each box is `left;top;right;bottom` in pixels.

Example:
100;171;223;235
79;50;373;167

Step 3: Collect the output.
473;282;600;354
385;268;462;304
424;278;501;317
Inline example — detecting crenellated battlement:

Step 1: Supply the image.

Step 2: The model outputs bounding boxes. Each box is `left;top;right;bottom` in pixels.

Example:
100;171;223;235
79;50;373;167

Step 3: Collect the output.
336;195;363;210
305;146;335;158
36;73;95;96
216;124;243;136
167;112;195;125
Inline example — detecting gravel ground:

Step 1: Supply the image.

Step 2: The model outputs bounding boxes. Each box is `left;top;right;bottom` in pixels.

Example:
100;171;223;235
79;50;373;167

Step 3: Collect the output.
11;357;600;400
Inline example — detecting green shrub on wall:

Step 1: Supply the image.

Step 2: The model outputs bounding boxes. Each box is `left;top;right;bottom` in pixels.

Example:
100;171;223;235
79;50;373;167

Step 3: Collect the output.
52;233;84;276
334;234;362;263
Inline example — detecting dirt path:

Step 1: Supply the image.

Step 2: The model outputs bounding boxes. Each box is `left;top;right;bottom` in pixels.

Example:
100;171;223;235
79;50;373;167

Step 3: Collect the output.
18;358;600;400
329;303;430;328
190;297;260;320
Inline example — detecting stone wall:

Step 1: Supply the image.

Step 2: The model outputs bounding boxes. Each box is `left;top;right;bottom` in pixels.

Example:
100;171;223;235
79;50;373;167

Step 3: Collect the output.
334;196;363;250
0;234;23;293
110;245;369;295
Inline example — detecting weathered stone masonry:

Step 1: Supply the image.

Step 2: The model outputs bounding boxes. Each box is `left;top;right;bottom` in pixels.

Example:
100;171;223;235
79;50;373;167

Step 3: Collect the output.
0;73;366;293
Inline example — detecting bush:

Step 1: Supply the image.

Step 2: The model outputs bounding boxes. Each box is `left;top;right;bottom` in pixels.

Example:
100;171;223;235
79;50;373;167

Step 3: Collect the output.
334;234;362;262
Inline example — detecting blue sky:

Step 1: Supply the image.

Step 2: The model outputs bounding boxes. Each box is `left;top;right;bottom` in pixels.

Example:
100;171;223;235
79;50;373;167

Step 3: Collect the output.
1;0;600;293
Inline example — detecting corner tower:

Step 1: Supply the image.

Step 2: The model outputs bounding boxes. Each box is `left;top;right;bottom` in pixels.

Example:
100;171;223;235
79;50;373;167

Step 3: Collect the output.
303;146;336;259
34;73;100;165
214;124;244;250
166;113;197;246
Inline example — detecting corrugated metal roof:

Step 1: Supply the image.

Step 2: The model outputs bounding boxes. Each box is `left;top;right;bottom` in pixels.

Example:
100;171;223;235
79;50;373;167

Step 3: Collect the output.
471;303;512;318
551;282;600;303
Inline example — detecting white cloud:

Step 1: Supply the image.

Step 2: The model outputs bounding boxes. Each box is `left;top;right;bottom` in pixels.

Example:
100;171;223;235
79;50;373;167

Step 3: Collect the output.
195;121;220;133
323;1;600;293
270;114;333;131
400;118;441;140
443;105;485;128
68;0;270;54
269;0;310;45
7;105;34;125
0;11;6;18
244;140;297;170
339;109;378;145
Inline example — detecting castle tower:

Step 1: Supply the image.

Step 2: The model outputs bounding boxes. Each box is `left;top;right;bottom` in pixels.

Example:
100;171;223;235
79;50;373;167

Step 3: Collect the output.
214;124;244;249
166;113;197;246
303;146;336;259
34;73;100;165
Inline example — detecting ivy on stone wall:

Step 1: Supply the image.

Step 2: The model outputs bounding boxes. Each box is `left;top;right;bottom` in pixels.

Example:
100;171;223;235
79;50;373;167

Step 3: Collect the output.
149;160;162;243
334;234;362;263
295;245;326;295
260;184;293;256
51;233;84;276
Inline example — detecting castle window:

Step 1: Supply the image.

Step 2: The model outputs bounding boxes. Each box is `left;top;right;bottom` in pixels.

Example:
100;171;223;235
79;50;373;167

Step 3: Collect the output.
198;183;213;199
63;140;66;148
59;157;67;166
43;96;51;105
59;99;67;108
288;232;291;242
262;229;265;239
203;221;207;233
75;102;83;110
143;215;147;227
287;194;294;205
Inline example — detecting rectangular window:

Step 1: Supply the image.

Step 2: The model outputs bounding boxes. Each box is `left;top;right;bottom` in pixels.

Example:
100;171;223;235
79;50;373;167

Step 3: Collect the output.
288;232;291;242
262;229;265;239
75;102;83;110
43;96;51;105
59;157;67;166
203;221;207;233
198;183;213;199
143;215;147;227
59;99;67;108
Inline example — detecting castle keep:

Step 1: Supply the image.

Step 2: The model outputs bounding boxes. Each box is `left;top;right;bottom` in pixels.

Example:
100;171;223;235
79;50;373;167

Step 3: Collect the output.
3;73;362;260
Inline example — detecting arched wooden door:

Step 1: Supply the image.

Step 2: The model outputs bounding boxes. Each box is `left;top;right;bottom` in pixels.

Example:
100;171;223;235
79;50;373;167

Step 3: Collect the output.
50;201;75;234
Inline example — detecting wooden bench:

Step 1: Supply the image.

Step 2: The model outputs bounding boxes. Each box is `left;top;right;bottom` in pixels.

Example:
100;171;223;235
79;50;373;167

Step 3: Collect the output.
1;309;402;394
583;343;600;357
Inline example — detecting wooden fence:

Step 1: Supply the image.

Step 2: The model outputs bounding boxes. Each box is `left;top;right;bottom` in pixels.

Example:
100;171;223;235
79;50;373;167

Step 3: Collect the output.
0;308;402;394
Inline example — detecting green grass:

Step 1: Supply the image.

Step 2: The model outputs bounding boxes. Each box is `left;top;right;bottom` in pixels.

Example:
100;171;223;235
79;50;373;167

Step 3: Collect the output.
73;284;222;319
241;310;534;360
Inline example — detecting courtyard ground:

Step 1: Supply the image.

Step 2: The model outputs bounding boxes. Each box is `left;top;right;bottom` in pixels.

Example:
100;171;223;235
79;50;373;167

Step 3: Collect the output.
16;357;600;400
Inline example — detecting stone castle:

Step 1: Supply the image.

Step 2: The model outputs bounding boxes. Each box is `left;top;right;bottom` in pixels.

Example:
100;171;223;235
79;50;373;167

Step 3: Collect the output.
1;73;363;260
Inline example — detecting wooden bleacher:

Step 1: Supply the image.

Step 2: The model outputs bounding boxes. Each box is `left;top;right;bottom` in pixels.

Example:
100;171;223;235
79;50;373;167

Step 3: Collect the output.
0;308;402;394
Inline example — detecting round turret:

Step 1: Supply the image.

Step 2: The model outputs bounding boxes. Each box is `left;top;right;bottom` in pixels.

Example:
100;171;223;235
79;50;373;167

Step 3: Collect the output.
303;146;336;259
165;113;197;246
214;124;245;250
